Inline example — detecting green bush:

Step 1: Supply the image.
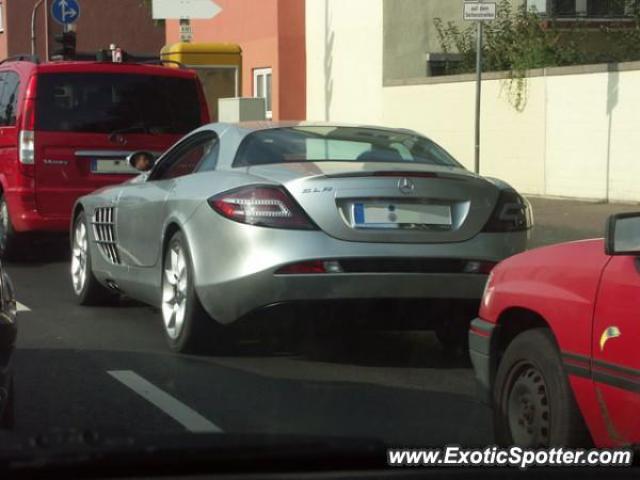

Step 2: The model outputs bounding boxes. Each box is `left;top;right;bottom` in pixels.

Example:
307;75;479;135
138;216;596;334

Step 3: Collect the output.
434;0;640;110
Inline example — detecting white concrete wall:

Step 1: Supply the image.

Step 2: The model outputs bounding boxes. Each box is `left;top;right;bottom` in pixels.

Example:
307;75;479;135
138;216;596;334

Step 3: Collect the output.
306;0;384;124
382;66;640;202
383;77;547;195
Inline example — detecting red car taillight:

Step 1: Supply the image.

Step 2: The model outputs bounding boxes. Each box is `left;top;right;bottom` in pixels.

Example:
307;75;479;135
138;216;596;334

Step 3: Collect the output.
18;75;37;177
208;186;318;230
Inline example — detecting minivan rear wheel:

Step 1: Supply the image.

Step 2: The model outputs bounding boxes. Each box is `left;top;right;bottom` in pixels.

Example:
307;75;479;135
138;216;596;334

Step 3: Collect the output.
0;195;23;260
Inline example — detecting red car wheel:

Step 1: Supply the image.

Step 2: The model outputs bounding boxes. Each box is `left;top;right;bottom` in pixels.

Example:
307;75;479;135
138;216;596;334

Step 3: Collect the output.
493;328;592;447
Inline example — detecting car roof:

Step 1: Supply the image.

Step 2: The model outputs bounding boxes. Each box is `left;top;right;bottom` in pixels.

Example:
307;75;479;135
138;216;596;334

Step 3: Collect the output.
206;121;423;136
36;61;198;78
0;60;197;79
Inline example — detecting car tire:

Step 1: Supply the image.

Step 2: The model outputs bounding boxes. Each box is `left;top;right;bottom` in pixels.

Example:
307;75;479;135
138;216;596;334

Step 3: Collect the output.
0;195;24;261
493;328;591;447
161;231;233;355
0;377;15;430
71;211;113;305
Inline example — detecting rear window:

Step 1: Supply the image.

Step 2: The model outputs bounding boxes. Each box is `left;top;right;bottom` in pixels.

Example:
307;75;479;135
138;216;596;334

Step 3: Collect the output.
233;126;462;168
35;73;202;134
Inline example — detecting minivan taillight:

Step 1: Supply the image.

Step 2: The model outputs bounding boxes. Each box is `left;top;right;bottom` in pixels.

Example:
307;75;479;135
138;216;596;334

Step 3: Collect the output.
19;131;35;165
482;190;533;232
209;186;318;230
18;75;37;177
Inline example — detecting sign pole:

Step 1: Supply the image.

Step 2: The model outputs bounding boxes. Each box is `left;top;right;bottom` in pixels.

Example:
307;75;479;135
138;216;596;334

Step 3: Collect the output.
474;19;483;175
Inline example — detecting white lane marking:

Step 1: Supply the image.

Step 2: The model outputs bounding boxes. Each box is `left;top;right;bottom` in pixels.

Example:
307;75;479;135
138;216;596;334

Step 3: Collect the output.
107;370;223;433
17;302;30;312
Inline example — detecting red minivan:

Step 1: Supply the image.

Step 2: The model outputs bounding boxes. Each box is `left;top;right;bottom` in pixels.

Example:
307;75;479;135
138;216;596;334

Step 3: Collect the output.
0;56;209;258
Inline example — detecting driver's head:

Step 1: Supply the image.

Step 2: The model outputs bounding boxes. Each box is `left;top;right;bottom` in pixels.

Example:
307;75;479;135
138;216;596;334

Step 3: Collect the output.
131;153;154;172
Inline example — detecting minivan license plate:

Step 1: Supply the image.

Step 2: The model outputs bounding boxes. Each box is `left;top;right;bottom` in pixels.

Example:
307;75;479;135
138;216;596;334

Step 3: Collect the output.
91;158;138;175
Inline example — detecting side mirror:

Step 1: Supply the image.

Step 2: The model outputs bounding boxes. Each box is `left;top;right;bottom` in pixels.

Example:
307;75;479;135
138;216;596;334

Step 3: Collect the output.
127;151;157;173
605;212;640;256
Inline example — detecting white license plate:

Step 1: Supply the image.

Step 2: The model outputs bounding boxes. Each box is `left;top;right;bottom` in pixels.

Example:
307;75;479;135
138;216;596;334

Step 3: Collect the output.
91;158;138;175
353;202;452;228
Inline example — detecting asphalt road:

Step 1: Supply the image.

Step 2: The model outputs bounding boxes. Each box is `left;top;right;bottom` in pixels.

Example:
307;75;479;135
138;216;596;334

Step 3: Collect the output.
3;197;639;448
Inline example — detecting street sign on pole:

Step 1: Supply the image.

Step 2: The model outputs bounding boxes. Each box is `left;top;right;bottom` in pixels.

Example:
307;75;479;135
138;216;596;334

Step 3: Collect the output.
51;0;80;26
464;2;496;21
463;1;495;174
152;0;222;20
179;20;194;43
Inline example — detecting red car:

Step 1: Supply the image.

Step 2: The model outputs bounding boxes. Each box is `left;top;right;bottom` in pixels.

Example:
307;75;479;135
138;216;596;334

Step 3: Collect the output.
470;212;640;448
0;56;209;258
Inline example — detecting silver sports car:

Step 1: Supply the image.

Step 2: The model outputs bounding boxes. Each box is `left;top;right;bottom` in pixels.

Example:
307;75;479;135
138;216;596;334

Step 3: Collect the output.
70;122;532;353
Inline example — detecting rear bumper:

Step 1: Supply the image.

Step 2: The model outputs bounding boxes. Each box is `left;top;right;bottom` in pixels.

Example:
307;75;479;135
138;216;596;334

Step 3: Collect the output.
4;190;68;233
197;271;489;326
469;317;497;404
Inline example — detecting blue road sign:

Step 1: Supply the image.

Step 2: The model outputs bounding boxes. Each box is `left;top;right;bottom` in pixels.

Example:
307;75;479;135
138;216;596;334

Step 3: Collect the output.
51;0;81;25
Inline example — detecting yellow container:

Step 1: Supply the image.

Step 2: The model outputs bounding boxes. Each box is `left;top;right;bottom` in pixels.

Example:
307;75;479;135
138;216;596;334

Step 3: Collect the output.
161;43;242;122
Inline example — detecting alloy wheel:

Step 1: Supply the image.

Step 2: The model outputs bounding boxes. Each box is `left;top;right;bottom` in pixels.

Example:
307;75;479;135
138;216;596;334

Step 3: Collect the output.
162;244;188;340
71;220;89;294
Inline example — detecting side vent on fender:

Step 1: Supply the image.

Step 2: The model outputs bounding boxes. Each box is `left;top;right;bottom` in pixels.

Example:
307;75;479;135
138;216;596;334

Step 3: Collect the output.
92;207;121;265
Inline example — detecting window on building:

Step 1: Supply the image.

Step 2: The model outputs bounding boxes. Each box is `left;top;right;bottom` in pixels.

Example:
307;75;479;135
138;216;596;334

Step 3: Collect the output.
425;53;464;77
587;0;628;16
0;3;5;32
253;68;272;120
527;0;638;17
527;0;549;14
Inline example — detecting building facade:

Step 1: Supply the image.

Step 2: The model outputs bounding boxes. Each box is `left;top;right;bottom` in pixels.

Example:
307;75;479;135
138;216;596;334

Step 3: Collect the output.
165;0;306;121
383;0;640;81
0;0;165;62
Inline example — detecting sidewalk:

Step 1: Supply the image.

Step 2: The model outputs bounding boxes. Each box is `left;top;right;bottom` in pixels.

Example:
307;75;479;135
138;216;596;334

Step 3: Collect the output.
526;196;640;248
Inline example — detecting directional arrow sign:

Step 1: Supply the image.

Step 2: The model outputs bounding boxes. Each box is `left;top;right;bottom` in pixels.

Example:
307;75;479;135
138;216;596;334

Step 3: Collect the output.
51;0;81;25
152;0;222;20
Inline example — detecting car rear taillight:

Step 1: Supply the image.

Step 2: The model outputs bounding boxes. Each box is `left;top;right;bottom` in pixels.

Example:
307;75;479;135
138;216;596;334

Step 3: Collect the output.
209;186;318;230
18;75;37;177
482;190;533;232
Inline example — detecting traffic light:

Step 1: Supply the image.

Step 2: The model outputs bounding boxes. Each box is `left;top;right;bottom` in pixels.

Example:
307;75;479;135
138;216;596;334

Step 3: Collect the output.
53;31;77;59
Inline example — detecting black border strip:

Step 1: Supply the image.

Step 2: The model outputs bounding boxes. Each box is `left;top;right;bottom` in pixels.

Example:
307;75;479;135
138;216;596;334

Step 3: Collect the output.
562;351;640;393
593;371;640;393
564;362;591;379
593;358;640;378
562;351;591;376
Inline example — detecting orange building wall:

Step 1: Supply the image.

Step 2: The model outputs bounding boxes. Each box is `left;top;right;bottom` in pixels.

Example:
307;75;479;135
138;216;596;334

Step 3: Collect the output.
277;0;305;122
166;0;305;121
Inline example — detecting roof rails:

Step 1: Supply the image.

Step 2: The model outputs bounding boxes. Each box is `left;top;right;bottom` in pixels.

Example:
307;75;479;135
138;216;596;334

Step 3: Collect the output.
139;59;186;69
49;51;185;68
0;54;41;65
